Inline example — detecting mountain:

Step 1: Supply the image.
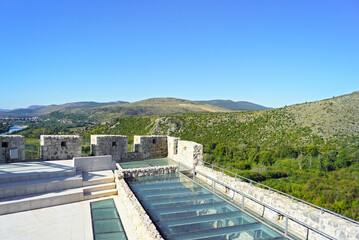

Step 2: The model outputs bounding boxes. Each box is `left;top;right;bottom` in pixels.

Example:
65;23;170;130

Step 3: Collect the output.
197;100;271;110
27;105;45;110
1;98;270;119
0;101;128;117
45;98;231;122
74;91;359;221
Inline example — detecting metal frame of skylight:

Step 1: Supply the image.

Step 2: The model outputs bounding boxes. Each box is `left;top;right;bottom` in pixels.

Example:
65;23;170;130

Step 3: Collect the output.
199;159;359;226
178;161;336;240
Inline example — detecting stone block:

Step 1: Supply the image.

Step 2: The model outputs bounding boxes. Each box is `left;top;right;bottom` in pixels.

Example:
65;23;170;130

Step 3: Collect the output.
40;135;82;161
73;155;115;172
0;135;25;163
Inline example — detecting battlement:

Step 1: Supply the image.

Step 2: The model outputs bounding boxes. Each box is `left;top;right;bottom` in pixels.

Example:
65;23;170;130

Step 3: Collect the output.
0;135;203;168
0;135;25;163
0;134;357;239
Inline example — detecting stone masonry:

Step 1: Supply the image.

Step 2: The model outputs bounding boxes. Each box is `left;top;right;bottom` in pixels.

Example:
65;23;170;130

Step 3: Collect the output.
91;135;127;160
167;136;203;168
134;135;168;159
0;135;25;163
195;165;359;240
40;135;82;160
91;135;168;162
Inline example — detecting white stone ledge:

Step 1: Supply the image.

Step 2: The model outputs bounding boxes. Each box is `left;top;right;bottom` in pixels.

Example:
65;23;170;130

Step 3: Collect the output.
115;176;163;240
195;165;359;240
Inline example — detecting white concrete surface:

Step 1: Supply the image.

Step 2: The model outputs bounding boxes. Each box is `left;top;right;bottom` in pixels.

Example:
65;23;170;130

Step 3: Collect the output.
0;160;75;184
0;196;135;240
0;199;93;240
74;155;115;172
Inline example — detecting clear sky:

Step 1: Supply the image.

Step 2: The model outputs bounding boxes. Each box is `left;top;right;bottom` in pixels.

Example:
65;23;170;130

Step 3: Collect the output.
1;1;358;109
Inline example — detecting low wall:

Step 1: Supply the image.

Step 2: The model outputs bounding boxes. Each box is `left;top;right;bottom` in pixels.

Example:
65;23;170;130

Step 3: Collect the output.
134;135;167;159
195;165;359;240
119;165;178;179
167;137;203;168
73;155;115;172
115;170;164;240
0;135;25;163
91;135;127;159
40;135;82;160
91;135;168;162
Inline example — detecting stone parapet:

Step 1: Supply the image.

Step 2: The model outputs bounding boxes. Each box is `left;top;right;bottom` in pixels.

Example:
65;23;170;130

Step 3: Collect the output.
134;135;167;159
195;165;359;240
167;137;203;168
120;165;178;179
91;135;127;160
40;135;82;160
115;171;164;240
0;135;25;163
73;155;115;172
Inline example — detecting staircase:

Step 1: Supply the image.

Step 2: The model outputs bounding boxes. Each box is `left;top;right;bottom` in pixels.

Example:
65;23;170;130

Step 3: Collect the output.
82;170;117;200
0;161;117;215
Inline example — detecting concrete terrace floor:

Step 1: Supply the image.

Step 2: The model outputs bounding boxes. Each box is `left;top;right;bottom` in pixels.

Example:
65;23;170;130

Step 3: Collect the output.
0;196;135;240
0;160;75;179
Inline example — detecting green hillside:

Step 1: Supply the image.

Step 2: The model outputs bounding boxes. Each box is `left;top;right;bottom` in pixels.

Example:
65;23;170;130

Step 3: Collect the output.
73;92;359;220
0;101;128;117
44;98;231;122
198;100;271;110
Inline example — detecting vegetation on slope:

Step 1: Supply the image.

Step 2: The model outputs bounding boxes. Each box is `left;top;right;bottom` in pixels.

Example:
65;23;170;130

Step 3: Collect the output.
198;100;271;110
43;98;231;122
15;92;359;220
0;122;11;134
77;92;359;220
0;101;128;117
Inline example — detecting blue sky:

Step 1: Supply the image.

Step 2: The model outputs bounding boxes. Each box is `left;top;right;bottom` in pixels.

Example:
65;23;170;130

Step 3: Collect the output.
1;1;358;109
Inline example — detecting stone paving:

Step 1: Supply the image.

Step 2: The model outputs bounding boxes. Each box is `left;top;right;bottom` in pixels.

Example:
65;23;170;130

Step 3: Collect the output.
0;196;135;240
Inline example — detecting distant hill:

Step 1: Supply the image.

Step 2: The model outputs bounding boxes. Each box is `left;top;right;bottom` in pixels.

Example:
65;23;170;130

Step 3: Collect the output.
0;101;128;117
285;91;359;141
197;100;271;110
45;98;231;122
27;105;45;110
1;98;268;119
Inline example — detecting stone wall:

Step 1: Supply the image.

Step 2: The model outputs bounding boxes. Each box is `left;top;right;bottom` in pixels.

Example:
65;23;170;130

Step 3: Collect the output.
134;135;167;159
115;169;164;240
0;135;25;163
40;135;82;160
167;137;203;168
91;135;168;162
195;165;359;240
91;135;127;160
167;136;180;160
120;165;178;179
73;155;115;172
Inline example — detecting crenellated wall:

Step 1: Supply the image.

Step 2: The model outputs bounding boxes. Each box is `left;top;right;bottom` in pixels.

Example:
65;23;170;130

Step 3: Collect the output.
40;135;82;160
133;135;167;159
91;135;168;162
90;135;127;160
195;164;359;240
167;136;203;168
0;135;25;163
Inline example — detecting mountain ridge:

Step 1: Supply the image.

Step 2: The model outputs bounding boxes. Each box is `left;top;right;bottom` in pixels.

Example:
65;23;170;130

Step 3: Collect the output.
0;98;269;119
198;100;271;110
45;98;231;122
0;101;129;117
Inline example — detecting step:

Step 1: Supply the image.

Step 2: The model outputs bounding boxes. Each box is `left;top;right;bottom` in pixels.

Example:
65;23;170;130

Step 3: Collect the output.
83;189;117;200
83;170;114;187
0;160;77;184
83;182;116;194
0;169;77;184
0;174;83;199
0;188;83;215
